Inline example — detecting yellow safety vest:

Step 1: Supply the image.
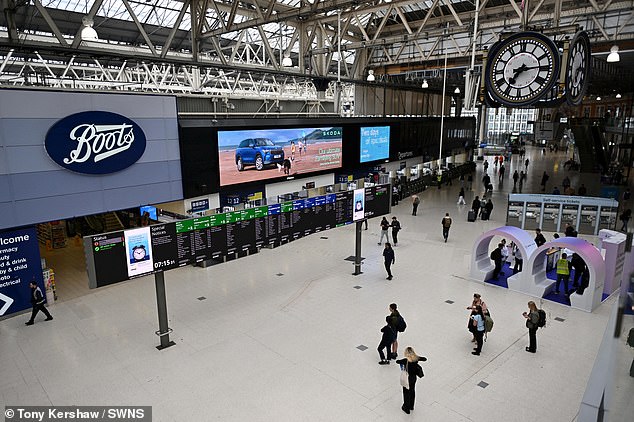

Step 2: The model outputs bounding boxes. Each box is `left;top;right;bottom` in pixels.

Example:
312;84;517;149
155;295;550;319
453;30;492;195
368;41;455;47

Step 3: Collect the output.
556;258;570;275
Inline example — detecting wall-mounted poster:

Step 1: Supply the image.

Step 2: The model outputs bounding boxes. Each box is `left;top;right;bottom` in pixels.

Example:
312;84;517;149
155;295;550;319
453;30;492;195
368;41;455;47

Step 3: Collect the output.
360;126;390;163
218;127;343;186
124;227;154;278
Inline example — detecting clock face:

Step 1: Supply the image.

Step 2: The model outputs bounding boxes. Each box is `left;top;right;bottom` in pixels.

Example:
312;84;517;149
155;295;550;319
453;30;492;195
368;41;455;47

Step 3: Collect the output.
485;32;560;107
565;31;591;105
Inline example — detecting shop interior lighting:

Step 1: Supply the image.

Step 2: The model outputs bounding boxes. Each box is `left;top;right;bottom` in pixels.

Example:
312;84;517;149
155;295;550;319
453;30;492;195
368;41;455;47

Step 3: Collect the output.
367;70;375;82
421;79;428;88
607;45;620;62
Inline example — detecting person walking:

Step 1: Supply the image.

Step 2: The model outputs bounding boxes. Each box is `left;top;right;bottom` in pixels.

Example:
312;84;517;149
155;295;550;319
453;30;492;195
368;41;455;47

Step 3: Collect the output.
555;252;571;295
412;195;420;216
470;305;486;355
467;174;473;190
525;158;530;170
483;199;494;220
513;170;519;189
377;316;396;365
620;208;631;232
491;243;503;280
534;228;546;247
383;243;395;280
378;217;390;245
483;160;489;173
522;301;540;353
457;188;466;205
25;280;53;326
390;216;401;246
441;213;452;242
540;171;549;192
499;164;505;181
396;347;426;414
471;196;481;219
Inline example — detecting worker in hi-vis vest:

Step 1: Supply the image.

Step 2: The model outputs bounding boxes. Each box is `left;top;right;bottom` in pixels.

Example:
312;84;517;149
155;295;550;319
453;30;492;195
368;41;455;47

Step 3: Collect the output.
555;253;571;295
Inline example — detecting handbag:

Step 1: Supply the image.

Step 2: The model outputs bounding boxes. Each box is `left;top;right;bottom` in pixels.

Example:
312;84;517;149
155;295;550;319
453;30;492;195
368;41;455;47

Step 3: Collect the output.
400;362;409;389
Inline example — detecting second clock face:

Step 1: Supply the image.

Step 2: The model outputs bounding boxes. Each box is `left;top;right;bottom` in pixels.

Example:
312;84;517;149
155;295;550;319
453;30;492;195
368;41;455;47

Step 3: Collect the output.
565;31;591;105
485;32;560;107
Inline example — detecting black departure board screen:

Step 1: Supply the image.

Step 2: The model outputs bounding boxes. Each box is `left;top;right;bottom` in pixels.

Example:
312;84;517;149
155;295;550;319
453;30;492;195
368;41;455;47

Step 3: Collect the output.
85;184;391;288
365;185;391;219
91;231;128;287
335;191;353;226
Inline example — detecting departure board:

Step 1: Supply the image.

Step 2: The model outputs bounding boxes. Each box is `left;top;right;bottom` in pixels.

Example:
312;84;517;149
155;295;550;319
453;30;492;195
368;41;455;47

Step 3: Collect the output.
85;184;391;288
91;231;127;287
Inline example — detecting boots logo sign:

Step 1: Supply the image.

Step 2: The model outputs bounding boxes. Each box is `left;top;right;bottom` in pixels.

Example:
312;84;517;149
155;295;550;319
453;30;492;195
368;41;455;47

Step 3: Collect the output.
45;111;146;174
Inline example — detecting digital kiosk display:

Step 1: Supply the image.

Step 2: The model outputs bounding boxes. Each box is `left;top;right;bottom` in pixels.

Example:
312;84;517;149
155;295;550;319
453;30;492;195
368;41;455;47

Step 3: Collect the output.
218;127;343;186
360;126;390;163
365;185;391;219
140;205;158;220
91;231;128;287
124;227;154;278
353;188;365;221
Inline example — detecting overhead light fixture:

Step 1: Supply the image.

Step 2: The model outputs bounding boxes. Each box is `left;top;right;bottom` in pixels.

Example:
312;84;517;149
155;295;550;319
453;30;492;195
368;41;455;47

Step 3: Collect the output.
607;45;620;62
596;96;602;101
282;54;293;67
80;16;98;41
421;79;428;88
616;93;622;99
367;69;375;82
454;87;461;94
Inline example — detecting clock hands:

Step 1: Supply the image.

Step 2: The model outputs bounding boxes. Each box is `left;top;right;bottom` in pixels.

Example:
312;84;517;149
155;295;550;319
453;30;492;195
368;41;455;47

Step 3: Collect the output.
509;64;543;85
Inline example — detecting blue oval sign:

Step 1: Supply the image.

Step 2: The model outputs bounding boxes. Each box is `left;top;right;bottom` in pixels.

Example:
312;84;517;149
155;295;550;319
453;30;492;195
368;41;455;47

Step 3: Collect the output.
45;111;146;174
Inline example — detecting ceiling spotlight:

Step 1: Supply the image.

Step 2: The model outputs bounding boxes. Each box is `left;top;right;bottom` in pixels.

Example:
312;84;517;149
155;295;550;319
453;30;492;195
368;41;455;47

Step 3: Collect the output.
454;87;461;94
596;96;602;101
616;93;622;99
367;69;375;82
80;16;98;41
282;55;293;67
422;79;428;88
607;45;620;62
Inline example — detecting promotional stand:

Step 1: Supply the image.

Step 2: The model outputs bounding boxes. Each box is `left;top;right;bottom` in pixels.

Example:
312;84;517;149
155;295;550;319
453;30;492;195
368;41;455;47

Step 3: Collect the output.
154;272;175;350
353;221;363;275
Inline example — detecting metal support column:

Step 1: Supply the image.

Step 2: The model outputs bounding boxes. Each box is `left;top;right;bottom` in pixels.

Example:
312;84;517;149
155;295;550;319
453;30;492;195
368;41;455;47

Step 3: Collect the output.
154;272;175;350
353;221;364;275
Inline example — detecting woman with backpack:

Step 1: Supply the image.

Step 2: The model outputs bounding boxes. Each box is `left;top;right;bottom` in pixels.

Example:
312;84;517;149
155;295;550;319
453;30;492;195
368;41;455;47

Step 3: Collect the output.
523;301;540;353
467;293;488;343
470;305;486;355
395;347;427;414
378;315;396;365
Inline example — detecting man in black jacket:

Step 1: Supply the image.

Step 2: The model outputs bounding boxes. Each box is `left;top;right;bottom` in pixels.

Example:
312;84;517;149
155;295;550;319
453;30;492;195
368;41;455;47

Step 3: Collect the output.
383;243;395;280
25;280;53;325
390;217;401;246
491;243;504;280
534;229;546;247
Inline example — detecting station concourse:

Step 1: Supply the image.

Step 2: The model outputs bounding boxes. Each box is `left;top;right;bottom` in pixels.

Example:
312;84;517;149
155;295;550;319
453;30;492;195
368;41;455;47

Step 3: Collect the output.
2;146;632;422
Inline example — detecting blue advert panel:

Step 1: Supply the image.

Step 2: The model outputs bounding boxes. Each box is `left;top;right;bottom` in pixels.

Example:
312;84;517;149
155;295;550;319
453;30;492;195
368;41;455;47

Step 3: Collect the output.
0;227;45;317
360;126;390;163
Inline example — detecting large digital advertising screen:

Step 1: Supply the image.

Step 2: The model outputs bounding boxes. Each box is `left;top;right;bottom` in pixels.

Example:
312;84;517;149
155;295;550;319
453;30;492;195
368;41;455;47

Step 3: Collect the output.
218;127;343;186
360;126;390;163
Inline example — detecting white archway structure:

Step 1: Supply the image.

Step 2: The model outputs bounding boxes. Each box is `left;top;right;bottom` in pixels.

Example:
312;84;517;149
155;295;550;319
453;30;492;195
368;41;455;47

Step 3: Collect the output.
470;226;537;290
526;237;606;312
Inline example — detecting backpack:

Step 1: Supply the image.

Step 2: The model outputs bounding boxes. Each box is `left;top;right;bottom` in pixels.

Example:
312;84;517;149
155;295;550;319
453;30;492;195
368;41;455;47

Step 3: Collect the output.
537;309;546;328
484;315;494;333
396;315;407;332
443;217;452;228
414;197;420;205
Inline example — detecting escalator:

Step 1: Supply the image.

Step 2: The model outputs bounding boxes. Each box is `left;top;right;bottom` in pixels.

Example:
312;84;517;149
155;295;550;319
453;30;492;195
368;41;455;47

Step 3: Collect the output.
570;120;608;173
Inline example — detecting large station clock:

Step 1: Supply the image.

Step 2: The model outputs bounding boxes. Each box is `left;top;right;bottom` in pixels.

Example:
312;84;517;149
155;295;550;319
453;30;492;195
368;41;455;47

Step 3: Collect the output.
565;31;591;106
485;31;561;107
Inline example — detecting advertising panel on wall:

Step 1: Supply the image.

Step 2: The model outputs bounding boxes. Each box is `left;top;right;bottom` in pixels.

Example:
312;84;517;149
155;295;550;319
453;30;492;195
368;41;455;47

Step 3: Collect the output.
360;126;390;163
0;90;182;231
218;127;343;186
84;185;390;288
0;227;45;317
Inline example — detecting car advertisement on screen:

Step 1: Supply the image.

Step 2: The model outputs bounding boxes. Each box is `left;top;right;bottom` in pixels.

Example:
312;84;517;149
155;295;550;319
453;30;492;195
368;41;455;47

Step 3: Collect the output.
218;127;343;186
360;126;390;163
124;227;154;278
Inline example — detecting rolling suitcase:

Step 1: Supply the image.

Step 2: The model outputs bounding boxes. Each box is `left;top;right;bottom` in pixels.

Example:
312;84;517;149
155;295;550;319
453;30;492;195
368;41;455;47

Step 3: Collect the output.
481;209;490;221
468;210;476;222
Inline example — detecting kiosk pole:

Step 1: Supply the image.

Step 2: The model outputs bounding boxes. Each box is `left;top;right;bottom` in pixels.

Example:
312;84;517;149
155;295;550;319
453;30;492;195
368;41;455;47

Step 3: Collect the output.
154;272;175;350
353;221;364;275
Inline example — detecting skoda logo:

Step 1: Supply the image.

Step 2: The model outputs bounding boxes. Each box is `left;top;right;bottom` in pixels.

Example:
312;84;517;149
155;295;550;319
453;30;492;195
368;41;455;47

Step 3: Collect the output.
45;111;146;174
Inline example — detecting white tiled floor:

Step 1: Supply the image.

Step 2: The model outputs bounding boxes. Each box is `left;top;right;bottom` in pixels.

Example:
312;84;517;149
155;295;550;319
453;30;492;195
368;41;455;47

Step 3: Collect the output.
1;147;629;421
